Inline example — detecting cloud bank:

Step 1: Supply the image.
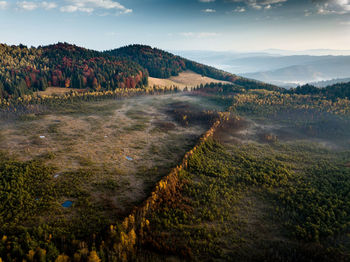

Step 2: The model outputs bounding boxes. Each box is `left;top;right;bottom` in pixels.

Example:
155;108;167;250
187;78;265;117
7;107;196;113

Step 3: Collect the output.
60;0;132;14
0;1;7;9
12;0;132;15
314;0;350;14
231;0;287;10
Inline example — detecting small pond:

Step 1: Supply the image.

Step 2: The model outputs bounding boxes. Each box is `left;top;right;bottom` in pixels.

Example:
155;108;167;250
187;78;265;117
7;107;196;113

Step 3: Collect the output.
62;200;73;208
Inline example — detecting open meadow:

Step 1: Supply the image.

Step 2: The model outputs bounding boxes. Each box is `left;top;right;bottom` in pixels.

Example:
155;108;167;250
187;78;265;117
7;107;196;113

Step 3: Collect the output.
148;70;231;90
0;92;226;246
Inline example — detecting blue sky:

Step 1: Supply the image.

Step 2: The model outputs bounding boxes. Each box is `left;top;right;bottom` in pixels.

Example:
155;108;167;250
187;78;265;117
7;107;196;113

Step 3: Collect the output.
0;0;349;52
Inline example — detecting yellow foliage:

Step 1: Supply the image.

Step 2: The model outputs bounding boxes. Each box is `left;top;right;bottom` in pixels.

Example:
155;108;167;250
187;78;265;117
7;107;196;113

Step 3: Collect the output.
27;250;35;261
1;235;7;243
73;253;81;262
124;218;130;230
87;251;101;262
128;229;136;247
55;254;70;262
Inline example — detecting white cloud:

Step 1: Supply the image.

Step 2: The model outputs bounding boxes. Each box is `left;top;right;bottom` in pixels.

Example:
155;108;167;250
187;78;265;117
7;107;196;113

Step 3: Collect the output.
41;1;57;10
199;0;215;2
14;0;131;15
304;9;312;16
60;5;79;12
60;0;132;14
231;0;286;10
16;1;57;11
180;32;220;38
0;1;7;10
202;8;216;12
17;1;38;11
315;0;350;14
234;6;246;12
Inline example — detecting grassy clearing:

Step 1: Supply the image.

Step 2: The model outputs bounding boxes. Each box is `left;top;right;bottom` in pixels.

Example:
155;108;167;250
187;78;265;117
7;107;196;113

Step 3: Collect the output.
35;87;87;96
0;93;224;252
149;70;231;90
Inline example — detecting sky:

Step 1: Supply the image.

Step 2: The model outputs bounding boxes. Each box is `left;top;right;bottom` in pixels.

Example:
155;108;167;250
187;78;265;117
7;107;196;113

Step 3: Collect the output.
0;0;349;53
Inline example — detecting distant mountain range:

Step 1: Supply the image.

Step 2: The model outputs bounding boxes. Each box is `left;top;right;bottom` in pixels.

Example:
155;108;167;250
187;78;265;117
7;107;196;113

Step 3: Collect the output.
174;50;350;88
309;77;350;87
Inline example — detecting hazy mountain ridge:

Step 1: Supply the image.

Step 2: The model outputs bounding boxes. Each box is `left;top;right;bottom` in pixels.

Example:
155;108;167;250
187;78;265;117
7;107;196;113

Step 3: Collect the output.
244;56;350;87
310;77;350;87
175;50;350;88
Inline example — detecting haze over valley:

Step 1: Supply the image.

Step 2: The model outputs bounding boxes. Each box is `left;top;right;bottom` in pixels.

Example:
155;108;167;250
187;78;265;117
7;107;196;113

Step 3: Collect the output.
175;50;350;88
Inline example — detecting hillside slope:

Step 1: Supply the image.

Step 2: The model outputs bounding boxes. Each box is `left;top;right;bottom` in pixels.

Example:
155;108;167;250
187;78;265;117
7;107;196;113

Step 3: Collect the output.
105;44;239;82
0;43;148;98
148;70;231;89
106;44;281;91
0;43;281;99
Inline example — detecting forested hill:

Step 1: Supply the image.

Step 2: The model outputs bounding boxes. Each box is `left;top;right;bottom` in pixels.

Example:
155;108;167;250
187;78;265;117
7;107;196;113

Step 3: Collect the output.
106;45;281;91
0;42;280;99
105;44;239;82
0;43;148;98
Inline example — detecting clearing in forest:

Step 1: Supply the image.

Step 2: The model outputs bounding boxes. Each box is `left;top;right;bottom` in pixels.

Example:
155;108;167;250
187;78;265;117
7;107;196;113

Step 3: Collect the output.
0;93;224;237
148;70;231;89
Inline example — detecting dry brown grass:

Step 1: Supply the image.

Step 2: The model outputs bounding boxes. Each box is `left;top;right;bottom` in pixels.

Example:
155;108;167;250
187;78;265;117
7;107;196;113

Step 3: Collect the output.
0;93;214;218
149;70;231;90
35;87;87;96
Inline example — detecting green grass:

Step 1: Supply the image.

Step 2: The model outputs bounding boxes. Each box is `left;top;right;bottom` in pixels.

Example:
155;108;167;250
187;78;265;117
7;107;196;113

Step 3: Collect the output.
125;109;150;120
123;122;148;132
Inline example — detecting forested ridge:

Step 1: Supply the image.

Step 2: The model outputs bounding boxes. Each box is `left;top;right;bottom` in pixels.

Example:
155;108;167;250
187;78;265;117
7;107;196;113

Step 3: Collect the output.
0;43;148;98
106;44;282;91
2;42;350;101
0;42;286;99
106;44;246;83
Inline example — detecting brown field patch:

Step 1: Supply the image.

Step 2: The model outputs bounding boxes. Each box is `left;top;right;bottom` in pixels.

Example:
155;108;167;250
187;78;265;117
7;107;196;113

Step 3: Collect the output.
149;70;231;90
35;87;87;96
0;93;220;226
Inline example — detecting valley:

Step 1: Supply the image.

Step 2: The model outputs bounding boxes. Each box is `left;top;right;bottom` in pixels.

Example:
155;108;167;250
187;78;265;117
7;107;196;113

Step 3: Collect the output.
0;43;349;262
0;93;225;241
